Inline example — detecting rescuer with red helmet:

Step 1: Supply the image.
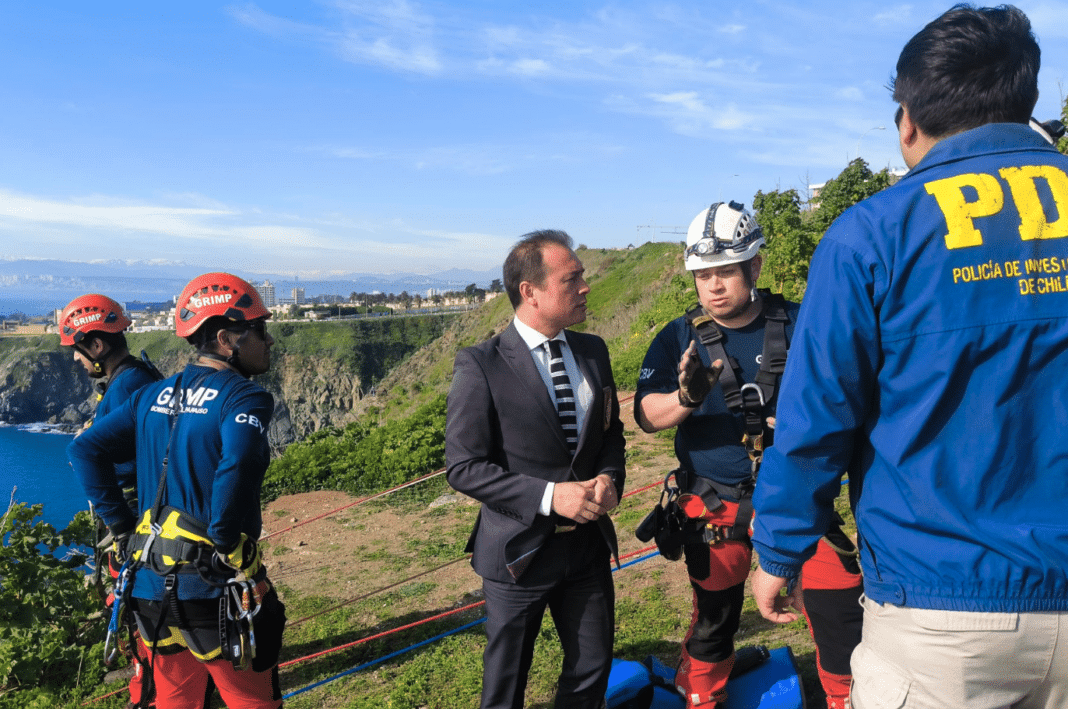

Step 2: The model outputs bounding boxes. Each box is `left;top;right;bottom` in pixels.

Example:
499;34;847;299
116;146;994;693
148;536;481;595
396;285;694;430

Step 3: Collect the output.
61;294;164;708
69;272;285;709
60;294;136;378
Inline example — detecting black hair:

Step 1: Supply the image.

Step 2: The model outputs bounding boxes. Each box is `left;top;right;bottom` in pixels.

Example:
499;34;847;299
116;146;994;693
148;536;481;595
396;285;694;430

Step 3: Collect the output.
502;230;574;309
85;330;128;352
185;316;233;353
891;4;1039;138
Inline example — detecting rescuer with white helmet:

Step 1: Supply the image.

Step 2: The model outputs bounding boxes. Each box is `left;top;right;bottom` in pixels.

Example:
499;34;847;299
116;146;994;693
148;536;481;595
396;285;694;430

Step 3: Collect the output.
684;200;765;270
683;201;766;329
635;201;862;708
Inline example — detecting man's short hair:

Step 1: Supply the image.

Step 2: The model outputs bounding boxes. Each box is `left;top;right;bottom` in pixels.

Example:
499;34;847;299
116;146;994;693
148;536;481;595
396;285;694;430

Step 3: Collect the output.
81;330;128;353
185;315;232;352
891;3;1039;139
503;230;574;309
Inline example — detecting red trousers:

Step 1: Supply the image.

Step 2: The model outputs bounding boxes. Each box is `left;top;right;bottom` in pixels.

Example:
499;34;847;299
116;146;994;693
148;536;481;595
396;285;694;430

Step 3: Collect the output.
143;649;281;709
675;493;862;708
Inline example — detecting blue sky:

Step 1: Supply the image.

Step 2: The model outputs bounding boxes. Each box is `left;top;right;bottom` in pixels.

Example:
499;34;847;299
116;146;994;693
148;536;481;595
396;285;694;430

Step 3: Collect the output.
1;1;1066;276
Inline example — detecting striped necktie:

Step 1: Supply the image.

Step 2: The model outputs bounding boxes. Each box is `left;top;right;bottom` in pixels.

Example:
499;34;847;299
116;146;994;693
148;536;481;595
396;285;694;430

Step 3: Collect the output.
546;339;578;454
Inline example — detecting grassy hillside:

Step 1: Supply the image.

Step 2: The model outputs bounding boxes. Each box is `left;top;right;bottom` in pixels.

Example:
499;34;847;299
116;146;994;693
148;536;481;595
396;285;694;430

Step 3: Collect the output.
262;242;696;499
74;412;853;709
355;242;693;424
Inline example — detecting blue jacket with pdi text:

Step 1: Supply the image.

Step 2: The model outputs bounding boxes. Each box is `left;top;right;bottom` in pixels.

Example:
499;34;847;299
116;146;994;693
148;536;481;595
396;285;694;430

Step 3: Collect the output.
752;123;1068;612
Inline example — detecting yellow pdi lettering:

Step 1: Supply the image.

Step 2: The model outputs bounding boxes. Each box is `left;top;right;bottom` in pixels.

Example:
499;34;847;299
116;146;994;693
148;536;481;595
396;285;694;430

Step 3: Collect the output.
999;166;1068;242
925;173;1004;249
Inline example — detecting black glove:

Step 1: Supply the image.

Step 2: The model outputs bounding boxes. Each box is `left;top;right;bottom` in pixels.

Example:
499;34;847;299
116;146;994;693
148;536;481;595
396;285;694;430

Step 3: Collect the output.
678;361;722;407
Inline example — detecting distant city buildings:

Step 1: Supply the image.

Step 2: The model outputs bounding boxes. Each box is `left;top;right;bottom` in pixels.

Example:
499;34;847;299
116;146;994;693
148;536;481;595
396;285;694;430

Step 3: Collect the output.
9;280;499;338
257;281;277;307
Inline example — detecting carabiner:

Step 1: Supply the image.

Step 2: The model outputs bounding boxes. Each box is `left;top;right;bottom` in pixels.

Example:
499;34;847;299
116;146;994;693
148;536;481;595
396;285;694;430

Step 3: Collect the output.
739;382;766;407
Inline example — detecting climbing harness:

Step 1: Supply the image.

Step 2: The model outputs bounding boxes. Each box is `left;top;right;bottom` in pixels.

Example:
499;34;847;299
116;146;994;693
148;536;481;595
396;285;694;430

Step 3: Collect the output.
684;290;789;477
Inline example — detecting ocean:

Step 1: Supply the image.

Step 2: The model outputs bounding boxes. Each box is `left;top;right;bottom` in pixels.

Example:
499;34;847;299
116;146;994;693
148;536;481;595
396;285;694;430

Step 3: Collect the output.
0;424;88;532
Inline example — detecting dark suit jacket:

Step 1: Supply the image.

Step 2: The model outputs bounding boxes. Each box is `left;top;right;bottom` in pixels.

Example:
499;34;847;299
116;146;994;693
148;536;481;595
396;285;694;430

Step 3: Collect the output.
446;322;627;583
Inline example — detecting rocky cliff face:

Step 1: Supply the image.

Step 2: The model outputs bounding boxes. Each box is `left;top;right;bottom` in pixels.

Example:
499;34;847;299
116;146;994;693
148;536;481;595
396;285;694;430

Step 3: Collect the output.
0;347;95;427
0;341;367;453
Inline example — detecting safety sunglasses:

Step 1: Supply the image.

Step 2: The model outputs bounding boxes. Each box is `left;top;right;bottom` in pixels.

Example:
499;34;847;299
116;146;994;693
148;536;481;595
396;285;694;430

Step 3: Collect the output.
229;319;268;340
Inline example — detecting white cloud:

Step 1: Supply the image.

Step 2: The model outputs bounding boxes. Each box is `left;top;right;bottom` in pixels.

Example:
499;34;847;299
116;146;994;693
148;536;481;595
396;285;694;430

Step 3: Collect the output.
510;58;552;76
231;0;442;75
835;87;865;101
873;5;915;26
0;190;337;256
641;91;754;135
0;190;233;235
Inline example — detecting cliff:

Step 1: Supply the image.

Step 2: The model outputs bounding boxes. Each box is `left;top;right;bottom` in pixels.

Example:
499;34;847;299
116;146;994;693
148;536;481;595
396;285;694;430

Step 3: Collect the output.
0;314;454;452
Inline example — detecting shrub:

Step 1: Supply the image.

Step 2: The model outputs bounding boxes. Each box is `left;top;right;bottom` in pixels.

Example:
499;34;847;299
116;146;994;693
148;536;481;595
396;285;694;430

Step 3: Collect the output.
262;395;447;500
0;504;104;701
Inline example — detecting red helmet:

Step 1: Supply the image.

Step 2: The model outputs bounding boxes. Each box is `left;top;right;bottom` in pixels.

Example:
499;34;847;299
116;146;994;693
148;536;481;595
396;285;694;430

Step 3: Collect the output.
59;294;132;346
175;272;271;338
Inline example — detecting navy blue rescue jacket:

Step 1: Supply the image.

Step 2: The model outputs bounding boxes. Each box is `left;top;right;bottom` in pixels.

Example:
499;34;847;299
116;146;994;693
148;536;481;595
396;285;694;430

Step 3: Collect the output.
69;363;274;601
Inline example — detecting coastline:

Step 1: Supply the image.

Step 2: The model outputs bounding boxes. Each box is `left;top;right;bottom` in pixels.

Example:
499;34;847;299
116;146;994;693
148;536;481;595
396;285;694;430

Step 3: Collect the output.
0;420;81;435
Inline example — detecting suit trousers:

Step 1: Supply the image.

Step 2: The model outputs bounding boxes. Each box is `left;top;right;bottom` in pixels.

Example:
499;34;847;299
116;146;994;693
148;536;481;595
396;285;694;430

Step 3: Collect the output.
480;523;615;709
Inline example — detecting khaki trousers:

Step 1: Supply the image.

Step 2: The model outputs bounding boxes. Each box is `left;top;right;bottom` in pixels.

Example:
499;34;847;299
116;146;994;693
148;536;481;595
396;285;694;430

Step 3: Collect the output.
851;595;1068;709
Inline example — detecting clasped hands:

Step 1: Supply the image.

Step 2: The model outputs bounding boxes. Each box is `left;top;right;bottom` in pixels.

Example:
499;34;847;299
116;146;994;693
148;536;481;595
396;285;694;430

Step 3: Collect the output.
552;474;618;524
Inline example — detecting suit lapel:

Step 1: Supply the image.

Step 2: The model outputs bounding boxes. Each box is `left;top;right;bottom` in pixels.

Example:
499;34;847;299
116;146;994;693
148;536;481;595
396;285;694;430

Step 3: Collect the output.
565;332;603;454
498;323;569;451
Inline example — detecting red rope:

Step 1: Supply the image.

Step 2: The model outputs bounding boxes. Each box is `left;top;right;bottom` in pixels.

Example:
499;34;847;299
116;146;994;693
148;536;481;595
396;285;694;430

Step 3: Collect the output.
279;600;486;668
285;555;471;627
80;686;126;706
278;543;661;670
262;468;446;540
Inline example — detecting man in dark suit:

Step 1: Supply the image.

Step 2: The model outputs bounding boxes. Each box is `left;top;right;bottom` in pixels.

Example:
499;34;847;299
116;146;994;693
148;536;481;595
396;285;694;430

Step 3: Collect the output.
447;229;627;709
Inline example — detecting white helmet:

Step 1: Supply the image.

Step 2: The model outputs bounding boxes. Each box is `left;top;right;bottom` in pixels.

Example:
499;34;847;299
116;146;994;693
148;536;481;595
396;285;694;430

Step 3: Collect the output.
684;201;765;271
1029;117;1065;145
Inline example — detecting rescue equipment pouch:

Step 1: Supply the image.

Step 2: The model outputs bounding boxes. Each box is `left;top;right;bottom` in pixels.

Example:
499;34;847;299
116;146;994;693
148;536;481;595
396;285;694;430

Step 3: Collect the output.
220;578;287;672
635;472;688;561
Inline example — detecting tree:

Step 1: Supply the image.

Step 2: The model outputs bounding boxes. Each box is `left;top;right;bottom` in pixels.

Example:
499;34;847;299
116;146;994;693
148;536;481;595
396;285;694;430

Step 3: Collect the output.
809;158;894;236
463;283;485;303
753;188;816;301
1059;94;1068;155
489;278;503;293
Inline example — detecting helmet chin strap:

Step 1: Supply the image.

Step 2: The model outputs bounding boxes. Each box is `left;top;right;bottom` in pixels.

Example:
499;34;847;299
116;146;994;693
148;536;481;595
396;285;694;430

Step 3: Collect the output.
76;343;110;379
199;346;252;378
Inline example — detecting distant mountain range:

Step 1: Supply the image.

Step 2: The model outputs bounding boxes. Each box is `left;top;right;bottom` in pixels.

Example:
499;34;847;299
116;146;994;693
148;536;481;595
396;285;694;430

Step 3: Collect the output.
0;259;500;317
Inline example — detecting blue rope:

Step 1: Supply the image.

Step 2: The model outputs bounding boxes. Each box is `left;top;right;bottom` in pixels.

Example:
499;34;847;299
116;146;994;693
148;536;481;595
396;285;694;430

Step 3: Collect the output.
281;549;663;698
282;617;488;699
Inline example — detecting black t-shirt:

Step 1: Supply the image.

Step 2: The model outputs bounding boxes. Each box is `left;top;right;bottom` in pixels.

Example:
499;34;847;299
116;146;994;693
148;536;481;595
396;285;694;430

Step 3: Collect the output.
635;302;798;486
